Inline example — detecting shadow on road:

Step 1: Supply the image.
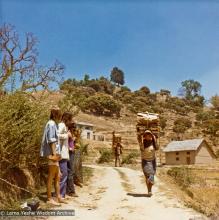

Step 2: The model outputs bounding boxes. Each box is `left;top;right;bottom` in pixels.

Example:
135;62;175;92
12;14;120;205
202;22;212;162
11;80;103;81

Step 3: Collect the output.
127;193;151;197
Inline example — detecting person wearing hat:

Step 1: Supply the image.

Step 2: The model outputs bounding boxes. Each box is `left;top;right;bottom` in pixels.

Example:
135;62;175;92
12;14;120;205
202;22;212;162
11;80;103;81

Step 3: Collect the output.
137;130;158;197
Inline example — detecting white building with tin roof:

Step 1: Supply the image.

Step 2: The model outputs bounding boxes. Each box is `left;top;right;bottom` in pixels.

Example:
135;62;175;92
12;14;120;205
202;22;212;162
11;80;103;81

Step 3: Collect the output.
163;139;216;165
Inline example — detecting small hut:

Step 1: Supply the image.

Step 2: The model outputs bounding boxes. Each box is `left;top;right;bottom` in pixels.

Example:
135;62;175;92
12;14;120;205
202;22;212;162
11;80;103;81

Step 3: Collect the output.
163;139;216;165
76;122;94;140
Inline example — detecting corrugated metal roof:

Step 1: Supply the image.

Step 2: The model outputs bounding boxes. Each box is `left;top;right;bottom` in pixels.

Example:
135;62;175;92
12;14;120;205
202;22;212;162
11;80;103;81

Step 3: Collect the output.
163;138;204;152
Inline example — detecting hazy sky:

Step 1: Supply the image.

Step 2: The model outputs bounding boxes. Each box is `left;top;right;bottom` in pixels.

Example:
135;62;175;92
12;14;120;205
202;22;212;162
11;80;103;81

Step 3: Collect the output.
1;0;219;99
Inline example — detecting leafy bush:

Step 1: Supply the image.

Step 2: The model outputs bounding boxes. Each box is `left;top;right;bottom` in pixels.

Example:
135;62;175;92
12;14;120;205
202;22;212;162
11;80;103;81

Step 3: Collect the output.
0;92;48;172
81;93;121;117
160;116;167;130
202;119;219;136
98;148;112;163
120;86;131;92
196;110;215;122
60;76;115;95
139;86;150;95
130;100;148;113
173;117;192;134
60;78;81;90
88;81;102;92
122;152;138;164
166;97;191;115
160;89;171;95
151;104;164;114
211;95;219;111
121;93;135;104
134;86;150;96
79;141;89;156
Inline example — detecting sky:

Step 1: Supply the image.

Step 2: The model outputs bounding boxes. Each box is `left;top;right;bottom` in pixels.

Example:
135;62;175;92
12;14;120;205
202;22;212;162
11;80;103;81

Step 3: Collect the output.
0;0;219;99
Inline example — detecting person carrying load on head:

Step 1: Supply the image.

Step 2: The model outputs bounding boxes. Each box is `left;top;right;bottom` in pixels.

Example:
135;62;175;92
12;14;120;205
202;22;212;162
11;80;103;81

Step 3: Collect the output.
137;130;158;197
136;112;159;197
112;131;123;167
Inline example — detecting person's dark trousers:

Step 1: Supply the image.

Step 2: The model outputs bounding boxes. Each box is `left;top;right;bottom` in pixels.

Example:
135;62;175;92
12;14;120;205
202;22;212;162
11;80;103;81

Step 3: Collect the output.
67;151;76;194
59;159;68;198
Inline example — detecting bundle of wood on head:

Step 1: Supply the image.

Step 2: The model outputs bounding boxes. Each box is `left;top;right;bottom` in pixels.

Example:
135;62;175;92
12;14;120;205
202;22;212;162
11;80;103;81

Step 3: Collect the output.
136;112;160;137
112;132;122;146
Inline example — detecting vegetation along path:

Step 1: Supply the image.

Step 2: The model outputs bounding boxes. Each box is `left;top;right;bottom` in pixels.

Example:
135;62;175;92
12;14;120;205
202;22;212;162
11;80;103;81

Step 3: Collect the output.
49;165;207;220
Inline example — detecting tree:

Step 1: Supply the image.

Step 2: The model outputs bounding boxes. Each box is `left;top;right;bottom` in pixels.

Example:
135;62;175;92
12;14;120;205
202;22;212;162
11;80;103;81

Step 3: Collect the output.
160;89;171;96
110;67;125;86
211;95;219;111
139;86;150;95
59;78;81;91
196;110;215;123
83;74;90;85
82;93;121;117
120;86;131;92
173;118;192;134
0;23;64;91
203;119;219;136
160;116;167;130
179;79;202;100
134;86;150;97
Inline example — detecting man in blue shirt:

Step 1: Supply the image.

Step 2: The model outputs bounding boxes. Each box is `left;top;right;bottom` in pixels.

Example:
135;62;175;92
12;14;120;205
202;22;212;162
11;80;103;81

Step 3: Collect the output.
40;107;66;205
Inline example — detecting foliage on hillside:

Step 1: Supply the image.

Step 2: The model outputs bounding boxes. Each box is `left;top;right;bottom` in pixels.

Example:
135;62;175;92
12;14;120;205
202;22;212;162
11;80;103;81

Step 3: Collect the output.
173;118;192;134
0;92;48;172
0;92;49;208
59;74;219;152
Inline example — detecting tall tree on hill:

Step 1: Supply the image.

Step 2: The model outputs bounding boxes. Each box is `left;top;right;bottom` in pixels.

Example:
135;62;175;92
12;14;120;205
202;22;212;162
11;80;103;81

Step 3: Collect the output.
110;67;125;86
0;23;64;92
179;79;202;100
84;74;90;82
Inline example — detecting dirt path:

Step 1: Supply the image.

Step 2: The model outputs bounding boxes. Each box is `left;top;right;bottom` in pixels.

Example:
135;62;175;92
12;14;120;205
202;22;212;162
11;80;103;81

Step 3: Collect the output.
49;165;207;220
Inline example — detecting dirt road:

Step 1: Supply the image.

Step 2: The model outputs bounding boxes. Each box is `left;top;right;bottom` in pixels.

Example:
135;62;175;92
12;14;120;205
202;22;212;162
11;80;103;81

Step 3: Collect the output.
49;165;207;220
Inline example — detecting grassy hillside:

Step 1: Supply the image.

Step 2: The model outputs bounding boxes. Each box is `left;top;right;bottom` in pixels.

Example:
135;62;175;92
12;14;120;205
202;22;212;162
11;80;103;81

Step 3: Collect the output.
59;76;219;158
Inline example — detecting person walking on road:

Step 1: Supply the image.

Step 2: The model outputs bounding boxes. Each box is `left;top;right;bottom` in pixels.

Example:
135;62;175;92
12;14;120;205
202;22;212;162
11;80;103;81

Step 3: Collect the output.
137;130;158;197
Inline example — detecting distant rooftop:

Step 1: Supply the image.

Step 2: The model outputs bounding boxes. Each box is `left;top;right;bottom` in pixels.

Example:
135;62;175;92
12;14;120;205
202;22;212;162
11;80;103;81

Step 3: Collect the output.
163;139;204;152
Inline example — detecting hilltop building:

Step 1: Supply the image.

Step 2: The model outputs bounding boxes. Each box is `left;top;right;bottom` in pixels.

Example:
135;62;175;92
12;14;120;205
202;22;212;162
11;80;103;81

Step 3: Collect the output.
76;122;105;141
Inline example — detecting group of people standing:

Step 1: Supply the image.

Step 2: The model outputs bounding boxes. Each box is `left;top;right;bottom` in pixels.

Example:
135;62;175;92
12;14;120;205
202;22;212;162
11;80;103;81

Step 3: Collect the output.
40;107;158;205
40;107;83;205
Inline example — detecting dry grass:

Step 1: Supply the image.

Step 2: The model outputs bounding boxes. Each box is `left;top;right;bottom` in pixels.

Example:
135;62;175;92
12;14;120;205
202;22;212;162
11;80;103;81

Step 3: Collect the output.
159;166;219;217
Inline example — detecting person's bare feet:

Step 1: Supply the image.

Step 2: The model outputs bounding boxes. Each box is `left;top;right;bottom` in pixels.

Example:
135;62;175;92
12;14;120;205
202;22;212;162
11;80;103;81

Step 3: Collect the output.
68;193;79;197
47;199;61;206
57;198;68;204
74;182;83;188
147;192;152;197
64;195;72;200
